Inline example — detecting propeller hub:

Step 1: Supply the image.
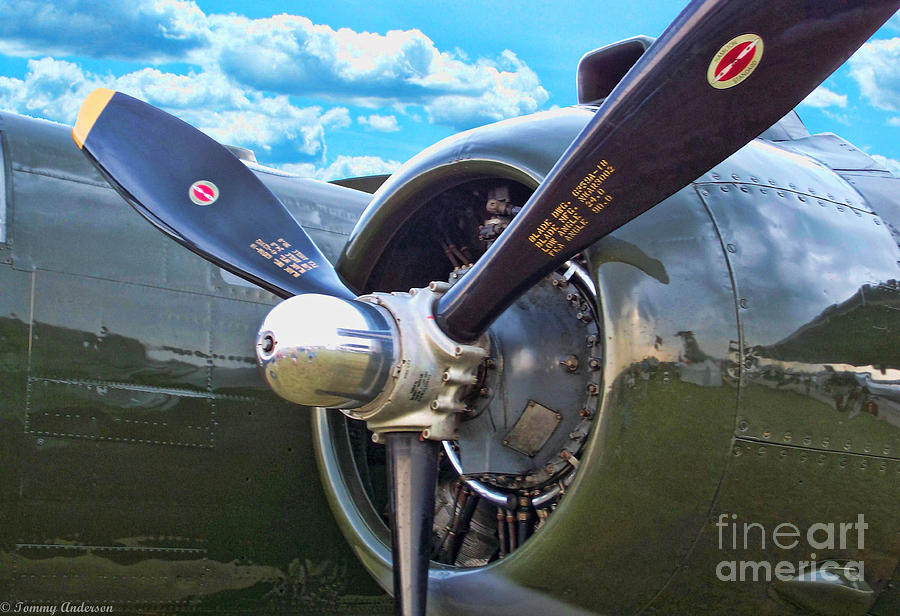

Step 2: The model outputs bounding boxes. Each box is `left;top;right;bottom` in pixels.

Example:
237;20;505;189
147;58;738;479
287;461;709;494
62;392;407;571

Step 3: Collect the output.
256;294;395;409
257;283;490;440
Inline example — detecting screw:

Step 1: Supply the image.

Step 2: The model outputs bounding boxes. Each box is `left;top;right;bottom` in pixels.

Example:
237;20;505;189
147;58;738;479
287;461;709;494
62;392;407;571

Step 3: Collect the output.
588;358;601;370
587;383;599;395
560;355;579;372
579;408;593;418
479;387;492;397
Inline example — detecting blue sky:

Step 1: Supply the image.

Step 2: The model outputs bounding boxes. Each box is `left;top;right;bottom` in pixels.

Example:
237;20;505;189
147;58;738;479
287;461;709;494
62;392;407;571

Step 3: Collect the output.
0;1;898;178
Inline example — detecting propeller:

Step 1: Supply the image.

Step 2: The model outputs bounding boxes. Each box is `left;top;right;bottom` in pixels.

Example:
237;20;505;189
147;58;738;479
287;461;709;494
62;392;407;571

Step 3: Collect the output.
434;0;900;341
72;88;353;301
72;2;899;615
72;88;436;615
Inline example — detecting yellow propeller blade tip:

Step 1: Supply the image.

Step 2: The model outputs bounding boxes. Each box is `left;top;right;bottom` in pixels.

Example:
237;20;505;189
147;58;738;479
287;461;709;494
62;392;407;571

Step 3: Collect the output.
72;88;115;149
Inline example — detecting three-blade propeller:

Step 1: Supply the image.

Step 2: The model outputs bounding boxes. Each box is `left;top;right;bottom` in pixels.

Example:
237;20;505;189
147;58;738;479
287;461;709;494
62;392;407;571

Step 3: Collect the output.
72;1;899;614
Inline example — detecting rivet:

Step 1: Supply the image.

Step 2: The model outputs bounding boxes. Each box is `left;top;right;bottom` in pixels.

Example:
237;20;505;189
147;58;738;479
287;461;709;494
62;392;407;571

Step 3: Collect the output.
720;186;729;192
760;188;768;195
738;420;749;431
731;173;741;181
740;186;749;193
762;430;771;439
784;432;792;442
701;189;710;197
711;173;721;180
874;219;881;226
777;191;785;198
726;243;737;253
750;176;759;183
798;196;806;203
739;298;749;309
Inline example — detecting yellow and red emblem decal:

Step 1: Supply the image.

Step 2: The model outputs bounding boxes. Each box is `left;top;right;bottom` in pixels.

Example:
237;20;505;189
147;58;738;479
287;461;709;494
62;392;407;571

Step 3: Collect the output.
707;34;764;89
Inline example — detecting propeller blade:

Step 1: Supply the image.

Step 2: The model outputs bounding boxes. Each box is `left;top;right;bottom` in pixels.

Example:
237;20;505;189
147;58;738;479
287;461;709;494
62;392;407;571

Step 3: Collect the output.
435;0;900;341
72;88;354;300
386;433;440;616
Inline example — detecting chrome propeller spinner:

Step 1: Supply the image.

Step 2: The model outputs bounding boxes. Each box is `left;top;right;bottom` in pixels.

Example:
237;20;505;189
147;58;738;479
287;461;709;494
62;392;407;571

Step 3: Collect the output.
256;282;490;441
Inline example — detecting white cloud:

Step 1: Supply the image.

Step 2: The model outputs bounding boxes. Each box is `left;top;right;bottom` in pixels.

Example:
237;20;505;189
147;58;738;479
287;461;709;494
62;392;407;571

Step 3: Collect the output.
800;85;847;109
424;51;548;129
888;117;900;126
282;155;401;180
0;1;550;131
0;0;208;61
0;58;103;123
0;57;350;163
358;114;399;132
206;15;547;129
871;154;900;177
849;37;900;111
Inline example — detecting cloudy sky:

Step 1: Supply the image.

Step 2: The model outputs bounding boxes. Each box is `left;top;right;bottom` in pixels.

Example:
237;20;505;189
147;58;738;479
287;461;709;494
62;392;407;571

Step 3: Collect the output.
0;1;898;179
